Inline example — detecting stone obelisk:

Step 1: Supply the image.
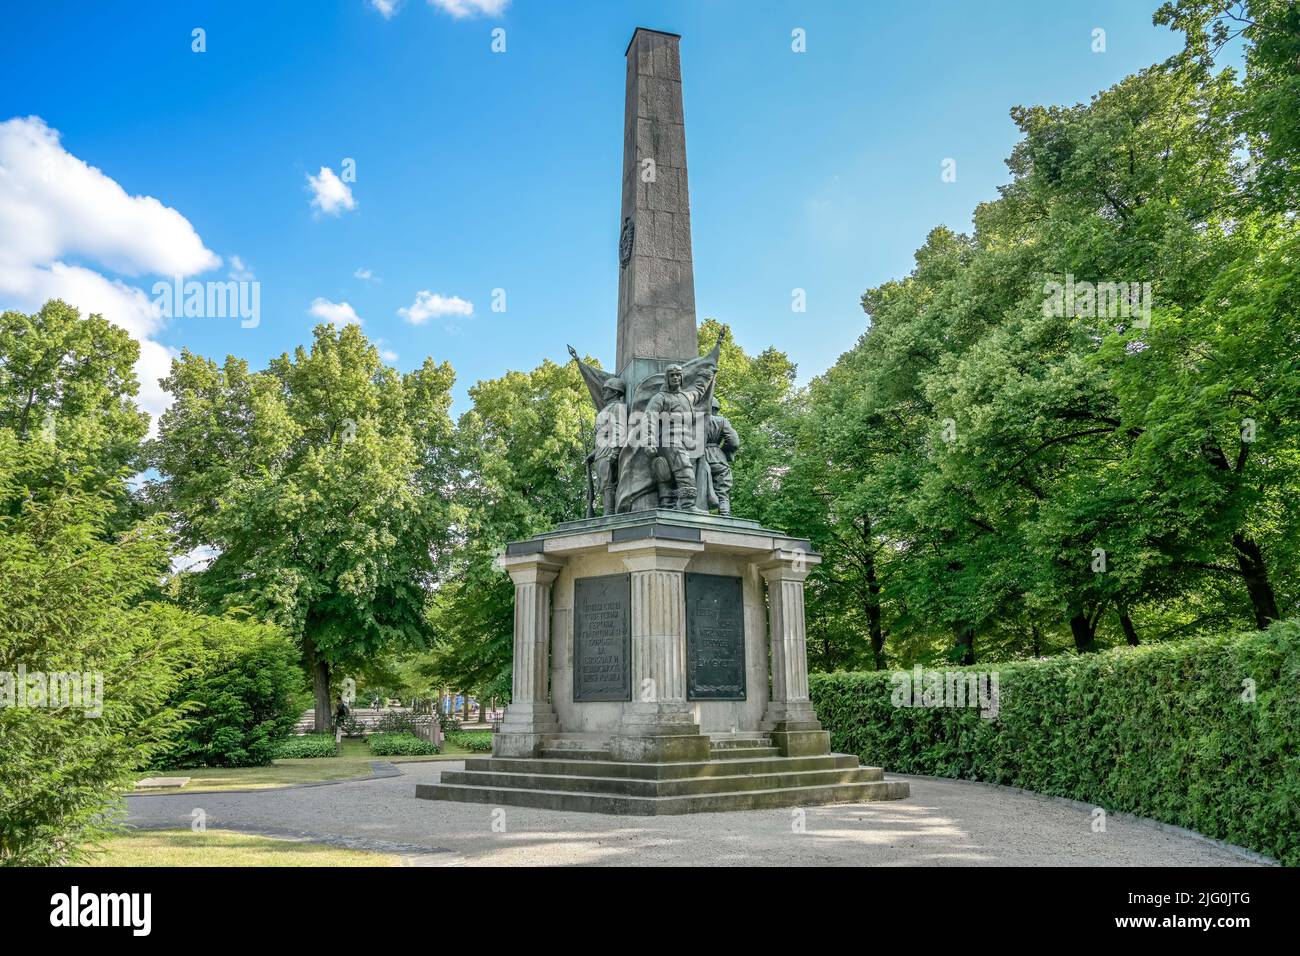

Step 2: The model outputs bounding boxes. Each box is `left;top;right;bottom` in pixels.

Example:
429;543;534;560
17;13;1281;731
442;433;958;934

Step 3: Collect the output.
616;29;697;383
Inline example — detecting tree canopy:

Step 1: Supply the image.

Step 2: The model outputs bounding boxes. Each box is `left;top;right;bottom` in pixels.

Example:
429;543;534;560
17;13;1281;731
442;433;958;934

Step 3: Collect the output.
146;323;457;729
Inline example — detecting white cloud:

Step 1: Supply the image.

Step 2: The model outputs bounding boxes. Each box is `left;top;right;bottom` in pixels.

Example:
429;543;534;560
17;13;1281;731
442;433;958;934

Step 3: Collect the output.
398;290;473;325
309;297;362;325
369;0;402;17
306;166;356;216
375;338;399;362
428;0;510;18
228;255;255;281
354;267;379;282
0;116;218;277
0;116;221;425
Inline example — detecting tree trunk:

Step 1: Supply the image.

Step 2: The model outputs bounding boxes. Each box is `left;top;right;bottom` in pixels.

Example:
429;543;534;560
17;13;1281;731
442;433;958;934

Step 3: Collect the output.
1231;533;1280;629
865;560;884;670
1068;612;1096;653
1117;610;1139;646
953;622;975;666
305;640;331;733
1030;624;1041;657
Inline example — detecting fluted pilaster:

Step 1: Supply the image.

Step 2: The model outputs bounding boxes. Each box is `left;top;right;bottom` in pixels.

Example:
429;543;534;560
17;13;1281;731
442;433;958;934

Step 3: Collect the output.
494;554;563;756
760;547;828;754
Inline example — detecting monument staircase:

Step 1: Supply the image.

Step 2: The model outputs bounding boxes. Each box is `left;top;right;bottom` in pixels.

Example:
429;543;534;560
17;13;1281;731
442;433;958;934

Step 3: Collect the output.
414;733;909;815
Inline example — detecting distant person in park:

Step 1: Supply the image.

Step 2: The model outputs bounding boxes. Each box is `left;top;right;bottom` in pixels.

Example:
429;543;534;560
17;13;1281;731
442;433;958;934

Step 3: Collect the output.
332;693;350;748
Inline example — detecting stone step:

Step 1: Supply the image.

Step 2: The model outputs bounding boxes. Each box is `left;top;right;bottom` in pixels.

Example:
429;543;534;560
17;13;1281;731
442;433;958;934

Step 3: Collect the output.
438;766;884;798
537;748;611;761
709;746;780;760
465;753;863;780
709;736;772;750
415;779;911;815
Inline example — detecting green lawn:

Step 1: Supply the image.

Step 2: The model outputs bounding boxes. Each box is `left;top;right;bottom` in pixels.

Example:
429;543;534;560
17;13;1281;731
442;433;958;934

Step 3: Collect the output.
80;829;400;867
141;737;482;794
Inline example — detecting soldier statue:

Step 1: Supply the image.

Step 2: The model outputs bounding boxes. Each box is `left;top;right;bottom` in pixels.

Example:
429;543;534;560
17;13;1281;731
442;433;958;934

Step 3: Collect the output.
644;361;715;510
704;396;740;516
569;345;626;516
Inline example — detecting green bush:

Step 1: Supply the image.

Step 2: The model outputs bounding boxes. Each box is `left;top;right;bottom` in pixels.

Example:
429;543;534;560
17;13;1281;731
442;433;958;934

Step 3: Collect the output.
446;731;493;753
810;620;1300;865
367;732;438;756
1;434;199;864
153;615;301;769
273;734;338;759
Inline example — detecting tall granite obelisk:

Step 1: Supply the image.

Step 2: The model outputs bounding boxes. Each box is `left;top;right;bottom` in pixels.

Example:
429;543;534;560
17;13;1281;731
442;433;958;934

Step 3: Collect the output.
616;29;697;384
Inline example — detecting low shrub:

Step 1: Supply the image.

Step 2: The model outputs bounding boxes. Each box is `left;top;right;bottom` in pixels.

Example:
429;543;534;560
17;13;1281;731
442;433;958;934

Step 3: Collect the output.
273;734;338;759
446;731;493;753
810;620;1300;865
367;732;439;756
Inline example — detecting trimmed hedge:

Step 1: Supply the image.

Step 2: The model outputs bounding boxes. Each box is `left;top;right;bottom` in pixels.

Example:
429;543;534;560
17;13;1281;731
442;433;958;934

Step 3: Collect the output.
273;734;338;759
367;732;439;756
810;620;1300;865
446;731;493;753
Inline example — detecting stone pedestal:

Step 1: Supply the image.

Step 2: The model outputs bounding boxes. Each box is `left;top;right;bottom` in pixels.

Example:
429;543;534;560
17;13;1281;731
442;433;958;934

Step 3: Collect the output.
493;511;831;755
433;509;915;813
493;554;563;758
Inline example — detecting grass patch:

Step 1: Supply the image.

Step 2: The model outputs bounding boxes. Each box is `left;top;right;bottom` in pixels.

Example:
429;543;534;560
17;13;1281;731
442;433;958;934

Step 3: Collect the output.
79;829;400;867
150;738;470;793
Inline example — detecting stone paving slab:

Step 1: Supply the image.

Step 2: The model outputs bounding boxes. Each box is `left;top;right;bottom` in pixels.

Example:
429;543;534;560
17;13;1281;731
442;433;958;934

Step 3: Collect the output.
123;761;1269;867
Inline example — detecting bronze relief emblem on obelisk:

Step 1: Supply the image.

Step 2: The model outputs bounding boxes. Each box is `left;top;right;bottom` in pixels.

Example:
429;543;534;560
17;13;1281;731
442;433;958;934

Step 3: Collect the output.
619;216;635;269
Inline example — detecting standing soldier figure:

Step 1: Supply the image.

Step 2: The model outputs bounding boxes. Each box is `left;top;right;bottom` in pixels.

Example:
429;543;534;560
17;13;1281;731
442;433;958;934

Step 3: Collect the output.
705;396;740;516
587;376;626;515
569;345;627;516
644;362;715;510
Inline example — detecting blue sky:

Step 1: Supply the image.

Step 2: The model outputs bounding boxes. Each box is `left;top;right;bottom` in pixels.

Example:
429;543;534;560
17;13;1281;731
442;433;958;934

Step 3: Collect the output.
0;0;1191;417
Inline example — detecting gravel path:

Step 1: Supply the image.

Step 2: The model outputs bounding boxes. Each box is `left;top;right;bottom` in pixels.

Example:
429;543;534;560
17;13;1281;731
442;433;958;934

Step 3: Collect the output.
124;761;1269;866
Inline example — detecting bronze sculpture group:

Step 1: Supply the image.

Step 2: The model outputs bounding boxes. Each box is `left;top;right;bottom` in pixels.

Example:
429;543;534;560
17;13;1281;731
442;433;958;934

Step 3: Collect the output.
569;332;739;517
